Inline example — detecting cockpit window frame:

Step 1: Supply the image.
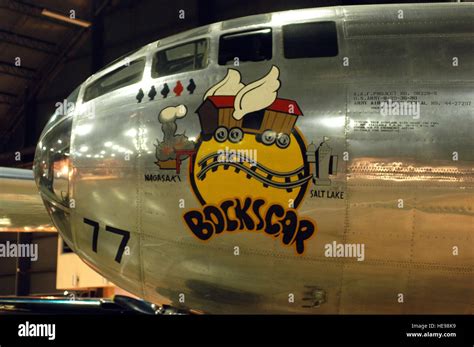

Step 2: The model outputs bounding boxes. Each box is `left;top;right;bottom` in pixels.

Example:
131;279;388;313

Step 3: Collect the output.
82;57;146;103
150;38;210;79
218;27;273;66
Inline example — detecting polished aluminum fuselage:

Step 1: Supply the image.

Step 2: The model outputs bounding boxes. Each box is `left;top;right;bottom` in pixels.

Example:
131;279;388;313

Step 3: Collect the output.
34;3;473;313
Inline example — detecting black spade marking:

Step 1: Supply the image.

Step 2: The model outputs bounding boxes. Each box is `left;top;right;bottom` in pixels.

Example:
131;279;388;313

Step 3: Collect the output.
161;83;170;98
136;88;144;103
187;79;196;94
148;86;157;101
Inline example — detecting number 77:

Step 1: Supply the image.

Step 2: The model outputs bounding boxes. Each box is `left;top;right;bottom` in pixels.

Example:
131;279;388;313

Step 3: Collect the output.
83;218;130;263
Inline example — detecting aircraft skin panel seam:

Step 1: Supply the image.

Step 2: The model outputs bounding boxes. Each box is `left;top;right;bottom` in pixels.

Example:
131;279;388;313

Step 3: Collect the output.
335;83;350;314
140;234;472;272
137;117;146;298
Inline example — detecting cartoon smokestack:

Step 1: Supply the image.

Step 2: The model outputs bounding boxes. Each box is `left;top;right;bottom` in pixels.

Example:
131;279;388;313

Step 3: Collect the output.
155;105;195;170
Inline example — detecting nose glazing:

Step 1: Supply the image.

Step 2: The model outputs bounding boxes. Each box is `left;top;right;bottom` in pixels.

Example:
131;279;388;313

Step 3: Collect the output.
33;113;74;246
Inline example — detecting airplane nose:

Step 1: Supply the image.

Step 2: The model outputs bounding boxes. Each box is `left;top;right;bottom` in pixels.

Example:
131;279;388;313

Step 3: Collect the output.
33;113;74;247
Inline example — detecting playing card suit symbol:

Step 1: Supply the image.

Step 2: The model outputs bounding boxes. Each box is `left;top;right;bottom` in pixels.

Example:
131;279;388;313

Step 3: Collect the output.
136;88;144;103
187;79;196;94
173;81;183;96
148;86;157;101
161;83;170;98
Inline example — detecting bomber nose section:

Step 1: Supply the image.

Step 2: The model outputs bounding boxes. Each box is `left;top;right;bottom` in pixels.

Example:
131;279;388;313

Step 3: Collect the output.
33;113;74;247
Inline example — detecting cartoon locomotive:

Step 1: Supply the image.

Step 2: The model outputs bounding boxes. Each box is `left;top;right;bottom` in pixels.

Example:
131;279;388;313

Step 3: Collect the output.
196;95;303;148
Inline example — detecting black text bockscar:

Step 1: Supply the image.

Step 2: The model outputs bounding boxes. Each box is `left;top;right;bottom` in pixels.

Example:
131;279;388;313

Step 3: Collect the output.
183;197;316;255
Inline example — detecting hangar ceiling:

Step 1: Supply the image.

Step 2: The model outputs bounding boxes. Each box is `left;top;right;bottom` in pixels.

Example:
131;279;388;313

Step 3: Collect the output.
0;0;112;149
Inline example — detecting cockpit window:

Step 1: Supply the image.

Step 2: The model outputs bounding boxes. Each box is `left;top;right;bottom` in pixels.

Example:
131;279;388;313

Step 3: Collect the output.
218;28;272;65
83;58;145;102
283;21;338;59
152;39;208;78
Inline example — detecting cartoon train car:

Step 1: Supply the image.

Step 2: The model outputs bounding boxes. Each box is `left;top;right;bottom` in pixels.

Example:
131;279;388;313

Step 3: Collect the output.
196;96;303;148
